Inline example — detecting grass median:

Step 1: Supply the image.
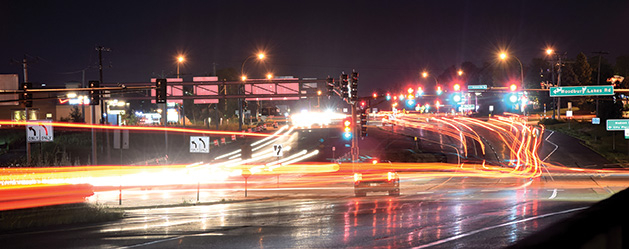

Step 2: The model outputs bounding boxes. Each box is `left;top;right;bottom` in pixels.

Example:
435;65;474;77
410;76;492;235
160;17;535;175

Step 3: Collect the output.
541;119;629;164
0;203;124;232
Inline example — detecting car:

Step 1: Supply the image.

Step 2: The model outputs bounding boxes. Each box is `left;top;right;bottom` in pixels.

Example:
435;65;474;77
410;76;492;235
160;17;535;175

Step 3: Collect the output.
353;169;400;197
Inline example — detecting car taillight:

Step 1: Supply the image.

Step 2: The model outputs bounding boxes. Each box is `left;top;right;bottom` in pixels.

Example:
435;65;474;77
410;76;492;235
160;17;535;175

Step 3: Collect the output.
354;173;362;182
387;172;394;181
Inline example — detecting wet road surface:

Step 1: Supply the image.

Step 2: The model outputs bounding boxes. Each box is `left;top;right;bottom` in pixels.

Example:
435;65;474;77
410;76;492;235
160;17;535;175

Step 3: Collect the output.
1;175;618;249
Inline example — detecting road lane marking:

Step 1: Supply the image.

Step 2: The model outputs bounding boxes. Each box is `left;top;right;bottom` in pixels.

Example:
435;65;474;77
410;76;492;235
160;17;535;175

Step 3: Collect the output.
542;130;558;162
548;189;558;199
119;235;186;248
415;191;434;194
411;206;588;249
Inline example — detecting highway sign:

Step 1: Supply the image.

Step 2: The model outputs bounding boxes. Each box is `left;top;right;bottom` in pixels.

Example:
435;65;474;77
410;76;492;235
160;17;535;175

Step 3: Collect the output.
468;85;488;90
190;136;210;153
273;144;283;157
592;118;600;125
606;119;629;131
26;120;53;143
625;129;629;139
549;85;614;97
461;104;475;110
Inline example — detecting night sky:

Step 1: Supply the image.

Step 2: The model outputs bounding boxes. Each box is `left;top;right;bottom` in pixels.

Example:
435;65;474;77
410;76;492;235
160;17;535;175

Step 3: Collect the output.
1;0;628;94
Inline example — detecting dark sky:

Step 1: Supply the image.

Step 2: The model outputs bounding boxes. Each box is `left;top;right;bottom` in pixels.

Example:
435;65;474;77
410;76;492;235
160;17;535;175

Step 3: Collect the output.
1;0;628;94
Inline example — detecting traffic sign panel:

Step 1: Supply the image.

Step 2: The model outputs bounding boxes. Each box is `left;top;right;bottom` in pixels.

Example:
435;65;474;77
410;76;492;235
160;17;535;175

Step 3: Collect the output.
468;85;488;90
190;136;210;153
549;85;614;97
607;119;629;131
273;144;283;157
26;120;53;143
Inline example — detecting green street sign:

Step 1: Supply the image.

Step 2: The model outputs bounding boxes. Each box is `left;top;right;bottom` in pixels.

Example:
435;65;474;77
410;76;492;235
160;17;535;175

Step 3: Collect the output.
549;85;614;97
461;104;475;110
468;85;488;90
606;119;629;131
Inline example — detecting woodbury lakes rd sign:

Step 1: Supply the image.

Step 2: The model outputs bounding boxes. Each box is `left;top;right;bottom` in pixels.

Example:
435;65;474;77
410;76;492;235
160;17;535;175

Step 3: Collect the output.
549;85;614;97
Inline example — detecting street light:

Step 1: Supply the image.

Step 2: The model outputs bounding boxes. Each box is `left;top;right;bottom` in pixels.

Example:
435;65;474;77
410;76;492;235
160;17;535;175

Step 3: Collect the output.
241;52;266;80
177;56;185;78
457;70;463;76
422;71;440;94
498;52;524;86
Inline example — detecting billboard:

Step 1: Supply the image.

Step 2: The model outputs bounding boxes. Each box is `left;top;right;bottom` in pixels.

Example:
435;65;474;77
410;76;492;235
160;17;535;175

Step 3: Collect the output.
0;74;19;106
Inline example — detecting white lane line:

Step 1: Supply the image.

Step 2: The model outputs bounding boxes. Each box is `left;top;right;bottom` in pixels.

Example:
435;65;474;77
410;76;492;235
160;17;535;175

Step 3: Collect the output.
542;130;559;162
120;235;185;248
548;188;558;199
415;191;435;195
412;206;588;249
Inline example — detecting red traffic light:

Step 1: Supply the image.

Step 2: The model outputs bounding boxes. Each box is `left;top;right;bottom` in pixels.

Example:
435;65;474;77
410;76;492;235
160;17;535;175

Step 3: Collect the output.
453;84;461;92
373;93;378;98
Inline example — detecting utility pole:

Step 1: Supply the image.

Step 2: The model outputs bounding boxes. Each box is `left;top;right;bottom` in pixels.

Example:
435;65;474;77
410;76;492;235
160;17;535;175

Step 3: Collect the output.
96;46;111;162
556;54;563;119
593;51;609;117
21;56;31;164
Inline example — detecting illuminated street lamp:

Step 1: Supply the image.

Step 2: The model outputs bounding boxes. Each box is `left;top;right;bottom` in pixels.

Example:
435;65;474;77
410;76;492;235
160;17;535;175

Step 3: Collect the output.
241;52;266;80
176;56;185;78
457;70;463;76
498;51;524;86
422;71;440;93
266;73;273;79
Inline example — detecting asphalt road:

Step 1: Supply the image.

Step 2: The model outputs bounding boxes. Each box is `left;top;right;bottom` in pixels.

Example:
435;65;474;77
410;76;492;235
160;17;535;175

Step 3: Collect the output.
3;117;628;248
2;175;620;249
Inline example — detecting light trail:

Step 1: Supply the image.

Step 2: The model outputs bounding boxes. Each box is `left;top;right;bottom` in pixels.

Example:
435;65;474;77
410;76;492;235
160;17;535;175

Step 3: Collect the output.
0;120;275;138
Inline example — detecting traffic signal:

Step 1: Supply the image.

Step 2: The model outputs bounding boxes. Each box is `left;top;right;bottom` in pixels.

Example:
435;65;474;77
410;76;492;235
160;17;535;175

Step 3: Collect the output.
155;78;167;103
359;112;367;137
20;82;32;107
436;86;443;95
350;71;358;102
373;92;377;98
326;77;334;96
88;80;100;106
386;92;391;101
453;84;461;92
510;84;518;91
340;74;349;99
342;117;352;140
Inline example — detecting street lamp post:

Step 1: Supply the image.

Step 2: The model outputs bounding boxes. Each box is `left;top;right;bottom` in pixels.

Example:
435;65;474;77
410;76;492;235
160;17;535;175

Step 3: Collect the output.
421;71;440;89
176;56;185;128
239;53;265;131
499;52;524;87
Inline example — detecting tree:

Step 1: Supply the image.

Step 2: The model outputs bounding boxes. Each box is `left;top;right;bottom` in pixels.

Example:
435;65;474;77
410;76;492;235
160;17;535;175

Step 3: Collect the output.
216;68;240;120
526;58;552;110
69;106;84;122
574;52;592;86
560;63;579;86
121;109;139;125
615;55;629;87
